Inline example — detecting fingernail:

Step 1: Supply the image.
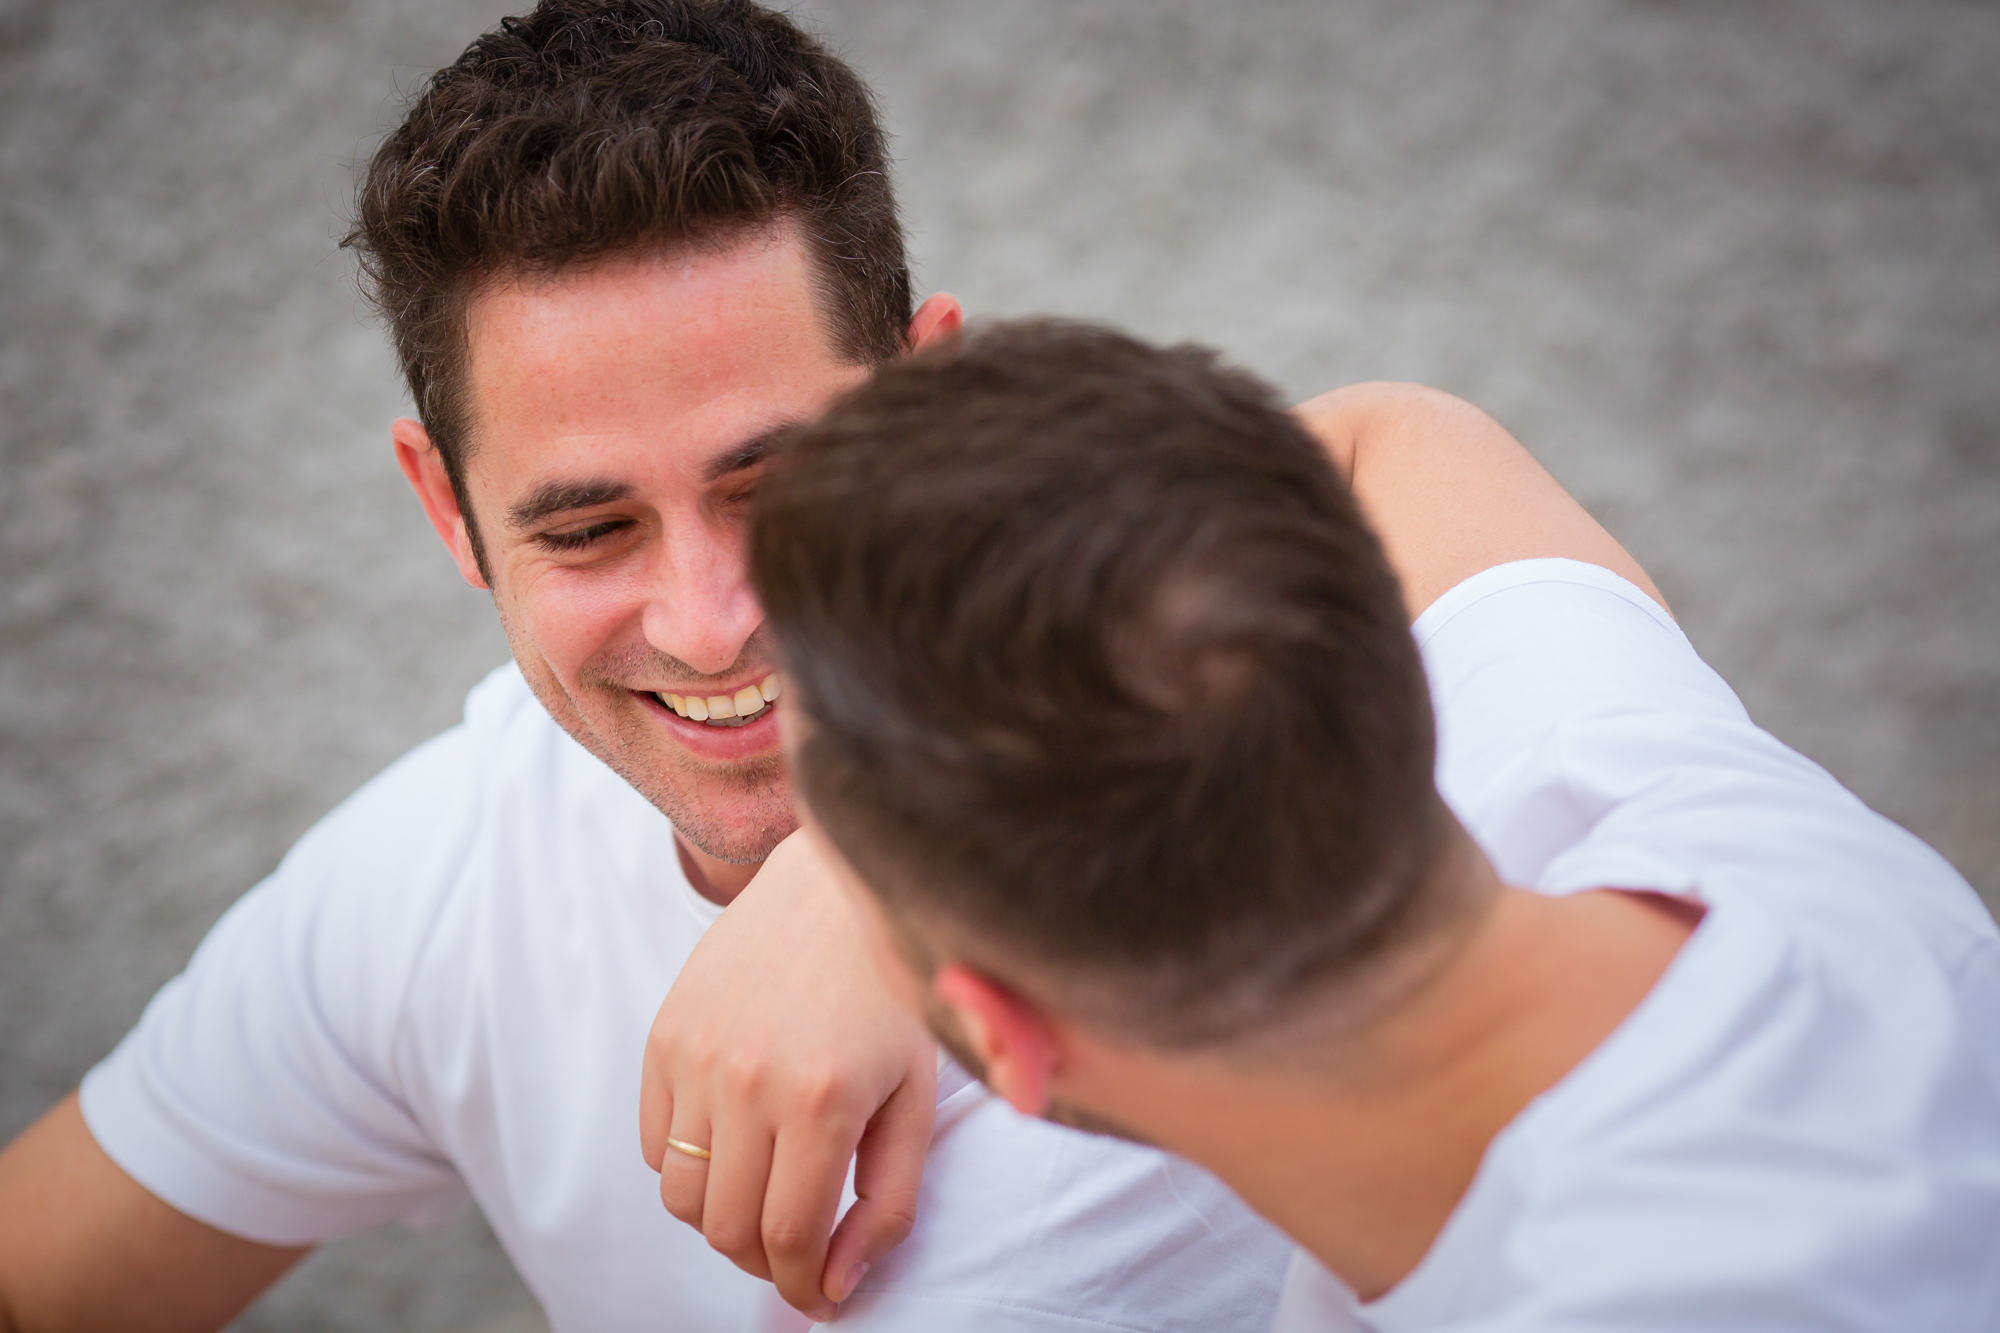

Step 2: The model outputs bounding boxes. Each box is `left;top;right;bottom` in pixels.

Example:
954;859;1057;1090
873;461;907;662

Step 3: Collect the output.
842;1262;870;1300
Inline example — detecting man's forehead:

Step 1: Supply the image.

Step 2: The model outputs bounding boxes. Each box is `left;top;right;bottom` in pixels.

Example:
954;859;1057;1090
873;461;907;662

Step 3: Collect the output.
463;229;827;379
453;230;854;504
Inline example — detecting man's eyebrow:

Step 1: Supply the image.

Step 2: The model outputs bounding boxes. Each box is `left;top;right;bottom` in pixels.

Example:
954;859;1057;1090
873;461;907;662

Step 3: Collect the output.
507;479;634;531
702;420;802;485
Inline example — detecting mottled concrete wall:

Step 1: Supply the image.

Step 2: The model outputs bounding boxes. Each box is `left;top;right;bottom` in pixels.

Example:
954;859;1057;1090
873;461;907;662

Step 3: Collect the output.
2;1;1994;1328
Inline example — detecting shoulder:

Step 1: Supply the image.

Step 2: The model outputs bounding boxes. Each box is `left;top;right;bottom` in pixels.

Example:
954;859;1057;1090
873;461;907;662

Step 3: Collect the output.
859;1074;1293;1333
74;663;592;1242
1421;562;1993;951
1481;901;2000;1328
276;665;546;929
171;663;587;1058
1415;559;1738;737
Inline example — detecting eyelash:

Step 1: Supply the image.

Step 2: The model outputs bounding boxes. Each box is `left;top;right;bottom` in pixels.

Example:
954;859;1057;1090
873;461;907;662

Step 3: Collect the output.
537;519;629;551
533;487;753;553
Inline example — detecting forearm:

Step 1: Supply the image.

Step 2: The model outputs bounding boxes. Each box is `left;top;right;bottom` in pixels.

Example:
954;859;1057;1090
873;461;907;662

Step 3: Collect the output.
1293;383;1667;619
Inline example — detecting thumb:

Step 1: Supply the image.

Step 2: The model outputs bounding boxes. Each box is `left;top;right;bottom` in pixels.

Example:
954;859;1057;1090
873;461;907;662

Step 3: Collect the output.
820;1058;936;1305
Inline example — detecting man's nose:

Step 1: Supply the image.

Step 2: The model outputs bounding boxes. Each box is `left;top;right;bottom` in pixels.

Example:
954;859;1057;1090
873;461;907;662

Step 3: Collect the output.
638;526;761;676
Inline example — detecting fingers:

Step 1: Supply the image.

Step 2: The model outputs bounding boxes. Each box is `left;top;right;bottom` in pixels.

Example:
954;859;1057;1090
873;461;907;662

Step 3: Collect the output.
760;1110;865;1321
700;1110;779;1284
638;1009;681;1172
656;1099;713;1235
820;1064;937;1307
636;830;946;1319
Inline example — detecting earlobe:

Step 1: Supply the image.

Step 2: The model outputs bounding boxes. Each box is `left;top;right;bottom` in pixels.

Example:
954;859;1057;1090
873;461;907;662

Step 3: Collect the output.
933;965;1060;1117
391;418;489;591
907;293;964;353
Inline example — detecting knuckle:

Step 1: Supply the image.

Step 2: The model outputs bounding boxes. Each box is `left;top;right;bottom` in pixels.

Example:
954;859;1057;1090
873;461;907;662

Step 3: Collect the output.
720;1053;768;1098
645;1021;686;1065
761;1216;818;1260
873;1190;922;1245
795;1067;854;1119
678;1036;718;1076
659;1187;702;1229
704;1216;759;1260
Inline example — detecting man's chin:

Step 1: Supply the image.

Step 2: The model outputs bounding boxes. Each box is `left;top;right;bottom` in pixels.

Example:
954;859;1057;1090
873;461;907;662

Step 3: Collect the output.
524;676;795;860
672;807;799;867
619;748;796;865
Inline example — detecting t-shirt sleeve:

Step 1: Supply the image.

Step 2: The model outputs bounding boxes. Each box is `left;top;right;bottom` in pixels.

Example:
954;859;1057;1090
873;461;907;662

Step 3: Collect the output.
1414;558;1751;883
78;725;486;1246
1414;559;1987;942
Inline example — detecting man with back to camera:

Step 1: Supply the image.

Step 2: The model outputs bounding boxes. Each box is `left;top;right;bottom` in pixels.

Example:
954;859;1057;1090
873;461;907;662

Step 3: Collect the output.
0;4;1301;1330
749;321;2000;1331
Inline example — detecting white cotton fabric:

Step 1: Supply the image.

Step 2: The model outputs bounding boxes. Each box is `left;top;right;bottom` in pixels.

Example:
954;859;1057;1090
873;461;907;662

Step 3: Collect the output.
1272;559;2000;1332
81;663;1290;1333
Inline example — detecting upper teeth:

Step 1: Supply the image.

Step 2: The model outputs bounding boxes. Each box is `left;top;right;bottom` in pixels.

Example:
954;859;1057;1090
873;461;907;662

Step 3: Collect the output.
664;674;781;725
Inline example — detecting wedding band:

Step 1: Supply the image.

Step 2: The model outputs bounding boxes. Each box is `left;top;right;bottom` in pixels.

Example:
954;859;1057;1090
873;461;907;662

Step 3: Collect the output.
665;1136;712;1161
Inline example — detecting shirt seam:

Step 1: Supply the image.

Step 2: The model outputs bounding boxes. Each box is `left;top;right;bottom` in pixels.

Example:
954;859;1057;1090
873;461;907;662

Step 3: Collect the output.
1414;559;1682;652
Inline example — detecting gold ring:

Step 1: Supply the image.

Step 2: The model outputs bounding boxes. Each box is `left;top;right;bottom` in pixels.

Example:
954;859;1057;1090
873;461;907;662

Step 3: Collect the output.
665;1136;712;1161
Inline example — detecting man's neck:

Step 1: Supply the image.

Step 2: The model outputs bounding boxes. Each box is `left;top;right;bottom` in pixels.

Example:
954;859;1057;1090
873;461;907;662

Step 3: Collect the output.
1072;881;1699;1301
676;836;762;905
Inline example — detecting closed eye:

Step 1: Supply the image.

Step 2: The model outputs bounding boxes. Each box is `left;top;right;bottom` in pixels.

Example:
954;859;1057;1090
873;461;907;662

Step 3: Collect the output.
535;518;632;552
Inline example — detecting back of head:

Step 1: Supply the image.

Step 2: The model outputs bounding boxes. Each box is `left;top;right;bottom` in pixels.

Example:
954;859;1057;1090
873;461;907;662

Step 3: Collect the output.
347;0;907;509
753;321;1453;1048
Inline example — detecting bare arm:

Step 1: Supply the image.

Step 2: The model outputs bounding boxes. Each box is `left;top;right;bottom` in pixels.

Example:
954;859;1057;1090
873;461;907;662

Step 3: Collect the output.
1294;383;1668;620
0;1094;306;1333
640;832;936;1322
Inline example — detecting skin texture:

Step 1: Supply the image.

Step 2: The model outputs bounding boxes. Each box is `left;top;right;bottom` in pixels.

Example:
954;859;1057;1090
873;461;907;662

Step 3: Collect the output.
0;1096;308;1333
0;226;960;1330
401;227;870;888
793;383;1699;1302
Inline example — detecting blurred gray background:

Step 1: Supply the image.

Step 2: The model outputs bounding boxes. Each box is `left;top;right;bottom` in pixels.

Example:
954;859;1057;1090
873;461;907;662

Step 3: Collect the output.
3;0;1995;1327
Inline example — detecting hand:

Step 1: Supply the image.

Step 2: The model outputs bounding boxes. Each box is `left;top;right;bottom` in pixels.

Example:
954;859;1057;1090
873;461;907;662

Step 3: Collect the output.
640;830;938;1321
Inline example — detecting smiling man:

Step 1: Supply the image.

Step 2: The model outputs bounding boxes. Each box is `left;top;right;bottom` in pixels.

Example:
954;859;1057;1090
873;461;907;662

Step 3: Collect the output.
0;4;1290;1331
415;236;864;879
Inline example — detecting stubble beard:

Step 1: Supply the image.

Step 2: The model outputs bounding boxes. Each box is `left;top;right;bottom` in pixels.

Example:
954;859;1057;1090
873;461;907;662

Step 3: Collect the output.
504;622;799;866
599;724;795;865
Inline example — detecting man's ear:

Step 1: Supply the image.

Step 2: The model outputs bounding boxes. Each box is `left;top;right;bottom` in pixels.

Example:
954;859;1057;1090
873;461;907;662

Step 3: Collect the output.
932;964;1064;1117
907;292;963;353
392;418;489;591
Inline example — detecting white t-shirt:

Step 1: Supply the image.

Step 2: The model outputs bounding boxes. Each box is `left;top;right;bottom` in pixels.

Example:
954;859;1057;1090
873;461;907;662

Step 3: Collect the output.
1272;559;2000;1332
81;664;1290;1332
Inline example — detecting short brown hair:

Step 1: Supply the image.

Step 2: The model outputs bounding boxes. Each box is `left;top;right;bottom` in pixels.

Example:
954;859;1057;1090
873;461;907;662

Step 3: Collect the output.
345;0;909;572
752;321;1452;1046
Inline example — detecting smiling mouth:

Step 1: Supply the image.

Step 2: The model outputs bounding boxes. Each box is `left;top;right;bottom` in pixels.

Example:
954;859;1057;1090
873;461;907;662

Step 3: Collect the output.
654;673;780;728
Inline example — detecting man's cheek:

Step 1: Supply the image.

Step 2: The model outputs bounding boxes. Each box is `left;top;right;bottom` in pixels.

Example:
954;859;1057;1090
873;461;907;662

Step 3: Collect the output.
514;581;620;684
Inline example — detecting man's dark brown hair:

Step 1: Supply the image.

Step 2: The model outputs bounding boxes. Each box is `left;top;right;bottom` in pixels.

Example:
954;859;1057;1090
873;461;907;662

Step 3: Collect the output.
752;321;1453;1046
345;0;909;574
